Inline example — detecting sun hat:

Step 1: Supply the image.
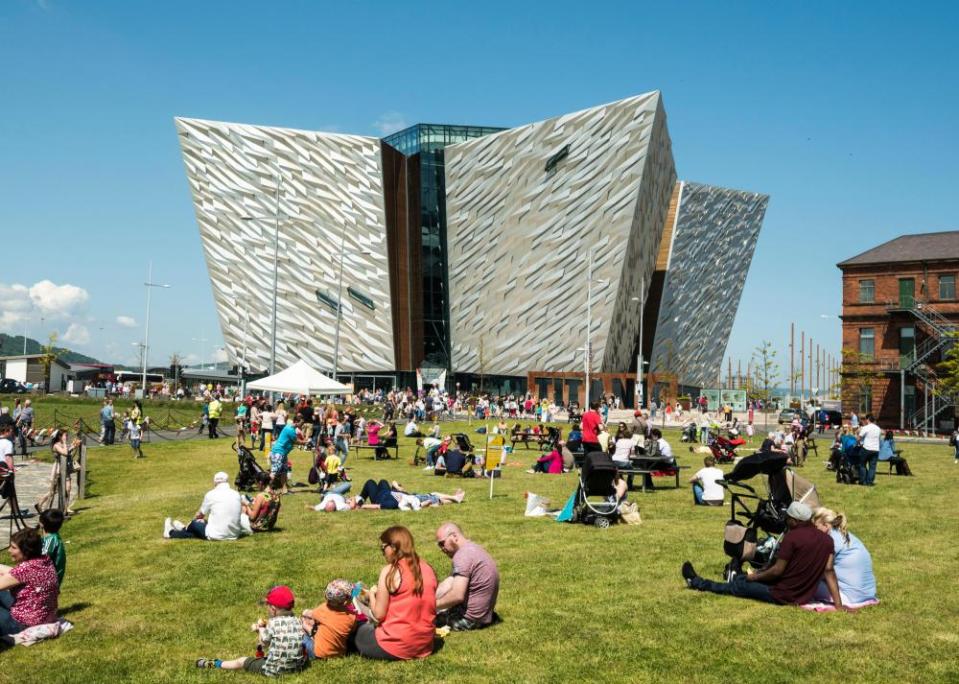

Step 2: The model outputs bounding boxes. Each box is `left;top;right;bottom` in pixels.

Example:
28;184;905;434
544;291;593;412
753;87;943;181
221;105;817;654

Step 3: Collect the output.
213;471;230;484
325;579;354;606
785;502;812;522
264;585;295;610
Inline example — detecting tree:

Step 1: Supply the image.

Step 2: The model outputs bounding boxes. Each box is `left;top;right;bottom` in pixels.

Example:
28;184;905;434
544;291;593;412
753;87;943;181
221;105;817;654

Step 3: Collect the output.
936;332;959;401
36;332;60;394
840;348;883;416
749;340;780;428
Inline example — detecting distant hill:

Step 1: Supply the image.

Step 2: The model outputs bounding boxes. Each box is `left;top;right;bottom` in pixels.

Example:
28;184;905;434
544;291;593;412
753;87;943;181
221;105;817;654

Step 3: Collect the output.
0;333;102;365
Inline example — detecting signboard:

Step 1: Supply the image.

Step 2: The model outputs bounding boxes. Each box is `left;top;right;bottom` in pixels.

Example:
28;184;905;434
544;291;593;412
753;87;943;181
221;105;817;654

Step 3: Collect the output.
699;389;747;412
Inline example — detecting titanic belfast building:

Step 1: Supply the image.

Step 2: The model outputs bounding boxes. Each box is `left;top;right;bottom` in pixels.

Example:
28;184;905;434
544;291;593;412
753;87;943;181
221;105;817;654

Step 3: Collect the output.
176;91;768;404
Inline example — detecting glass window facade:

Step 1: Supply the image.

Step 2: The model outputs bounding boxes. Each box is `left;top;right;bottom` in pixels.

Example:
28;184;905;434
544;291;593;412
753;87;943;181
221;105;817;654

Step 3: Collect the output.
382;124;505;369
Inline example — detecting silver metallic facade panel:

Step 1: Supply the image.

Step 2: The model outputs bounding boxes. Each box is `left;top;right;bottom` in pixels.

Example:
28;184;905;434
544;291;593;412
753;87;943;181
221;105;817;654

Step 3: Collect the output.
648;181;768;388
175;118;395;373
445;92;676;376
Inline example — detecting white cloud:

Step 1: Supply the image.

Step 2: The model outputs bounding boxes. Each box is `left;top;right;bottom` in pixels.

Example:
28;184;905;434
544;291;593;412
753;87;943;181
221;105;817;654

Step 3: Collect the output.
372;112;408;136
212;348;229;363
116;315;138;328
29;280;89;316
62;323;90;345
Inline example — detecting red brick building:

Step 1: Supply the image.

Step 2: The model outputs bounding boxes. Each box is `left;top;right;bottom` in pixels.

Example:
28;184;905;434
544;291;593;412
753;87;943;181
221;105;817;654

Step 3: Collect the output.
838;230;959;433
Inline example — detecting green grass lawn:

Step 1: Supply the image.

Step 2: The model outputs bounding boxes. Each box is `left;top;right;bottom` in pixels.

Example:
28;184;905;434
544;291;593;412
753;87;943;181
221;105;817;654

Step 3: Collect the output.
3;423;958;683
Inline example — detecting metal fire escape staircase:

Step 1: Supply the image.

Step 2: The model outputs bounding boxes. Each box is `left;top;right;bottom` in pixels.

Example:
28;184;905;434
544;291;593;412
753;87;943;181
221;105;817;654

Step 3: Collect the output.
897;301;958;434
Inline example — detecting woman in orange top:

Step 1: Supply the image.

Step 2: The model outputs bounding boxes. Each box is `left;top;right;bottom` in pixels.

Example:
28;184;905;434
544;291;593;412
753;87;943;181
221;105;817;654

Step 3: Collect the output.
354;526;437;660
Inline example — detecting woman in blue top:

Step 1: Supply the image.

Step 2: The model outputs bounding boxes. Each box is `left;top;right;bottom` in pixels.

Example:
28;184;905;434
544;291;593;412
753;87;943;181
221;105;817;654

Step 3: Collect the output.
811;507;877;605
877;430;896;462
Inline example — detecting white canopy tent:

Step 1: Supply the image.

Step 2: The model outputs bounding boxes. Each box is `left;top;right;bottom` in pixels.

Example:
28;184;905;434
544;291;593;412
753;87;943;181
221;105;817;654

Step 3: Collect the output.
246;360;351;396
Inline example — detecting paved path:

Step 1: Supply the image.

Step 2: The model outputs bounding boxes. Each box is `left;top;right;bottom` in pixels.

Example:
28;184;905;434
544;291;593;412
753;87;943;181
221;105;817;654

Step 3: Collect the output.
1;460;52;548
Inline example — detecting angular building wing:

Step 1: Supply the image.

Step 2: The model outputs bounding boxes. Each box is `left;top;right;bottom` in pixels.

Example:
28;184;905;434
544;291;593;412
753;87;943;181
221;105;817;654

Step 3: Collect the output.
444;92;676;375
648;181;769;388
175;117;395;373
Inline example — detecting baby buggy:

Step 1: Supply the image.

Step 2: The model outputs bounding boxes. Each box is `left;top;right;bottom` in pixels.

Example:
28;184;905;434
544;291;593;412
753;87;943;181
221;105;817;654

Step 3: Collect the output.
719;451;821;580
571;452;624;528
235;442;268;491
451;432;475;456
540;426;562;452
681;422;698;443
708;432;746;463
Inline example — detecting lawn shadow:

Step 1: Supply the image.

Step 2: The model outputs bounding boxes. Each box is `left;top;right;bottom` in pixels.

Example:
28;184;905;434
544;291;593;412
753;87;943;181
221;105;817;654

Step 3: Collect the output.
59;602;93;616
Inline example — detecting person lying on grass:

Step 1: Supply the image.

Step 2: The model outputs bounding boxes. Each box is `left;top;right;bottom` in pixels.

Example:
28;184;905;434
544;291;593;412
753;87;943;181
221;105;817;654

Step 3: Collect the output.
196;585;307;675
681;502;846;609
300;579;357;660
352;480;465;511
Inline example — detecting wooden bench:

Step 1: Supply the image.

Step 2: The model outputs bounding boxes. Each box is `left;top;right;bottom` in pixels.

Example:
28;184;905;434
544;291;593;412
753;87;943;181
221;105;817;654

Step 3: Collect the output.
510;432;547;450
353;441;399;460
616;464;690;492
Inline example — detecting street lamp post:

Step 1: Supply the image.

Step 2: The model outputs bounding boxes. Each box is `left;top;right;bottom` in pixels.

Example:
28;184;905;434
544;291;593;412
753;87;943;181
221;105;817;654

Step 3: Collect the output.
142;261;171;398
631;273;646;410
331;243;373;381
584;260;608;410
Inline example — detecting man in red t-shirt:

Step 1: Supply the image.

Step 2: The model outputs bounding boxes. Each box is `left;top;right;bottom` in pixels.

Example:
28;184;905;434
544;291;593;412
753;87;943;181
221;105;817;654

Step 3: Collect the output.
681;502;844;607
580;402;603;453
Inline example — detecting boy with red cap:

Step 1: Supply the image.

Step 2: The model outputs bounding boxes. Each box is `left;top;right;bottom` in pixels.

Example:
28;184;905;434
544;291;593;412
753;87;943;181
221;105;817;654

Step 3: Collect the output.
196;585;307;675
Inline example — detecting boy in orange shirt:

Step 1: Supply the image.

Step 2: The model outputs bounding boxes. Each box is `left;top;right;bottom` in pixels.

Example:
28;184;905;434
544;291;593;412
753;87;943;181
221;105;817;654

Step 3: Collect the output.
300;579;357;660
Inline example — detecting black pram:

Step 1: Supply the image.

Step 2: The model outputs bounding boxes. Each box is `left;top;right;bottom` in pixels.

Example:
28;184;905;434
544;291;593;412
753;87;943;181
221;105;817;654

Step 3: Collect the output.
719;451;821;580
571;452;624;528
235;442;267;491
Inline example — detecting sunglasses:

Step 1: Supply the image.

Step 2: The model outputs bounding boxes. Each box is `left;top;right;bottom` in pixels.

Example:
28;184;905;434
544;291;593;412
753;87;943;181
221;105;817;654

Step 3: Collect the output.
436;534;454;548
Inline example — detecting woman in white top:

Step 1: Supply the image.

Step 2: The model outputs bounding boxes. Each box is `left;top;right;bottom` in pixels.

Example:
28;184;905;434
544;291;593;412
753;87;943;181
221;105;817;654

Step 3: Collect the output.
259;406;275;451
273;404;287;439
689;456;724;506
612;425;635;466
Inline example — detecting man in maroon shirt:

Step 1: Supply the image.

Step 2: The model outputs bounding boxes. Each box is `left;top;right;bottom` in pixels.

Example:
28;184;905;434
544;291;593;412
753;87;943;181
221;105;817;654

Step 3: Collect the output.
580;402;603;453
681;502;844;607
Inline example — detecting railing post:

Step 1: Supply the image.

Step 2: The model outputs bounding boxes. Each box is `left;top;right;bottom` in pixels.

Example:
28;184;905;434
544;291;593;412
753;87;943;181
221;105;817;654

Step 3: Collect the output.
57;454;67;513
78;444;87;500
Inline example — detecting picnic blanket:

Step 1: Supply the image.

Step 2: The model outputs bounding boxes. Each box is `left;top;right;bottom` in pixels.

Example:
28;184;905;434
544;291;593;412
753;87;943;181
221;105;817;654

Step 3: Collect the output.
11;619;74;646
800;598;880;612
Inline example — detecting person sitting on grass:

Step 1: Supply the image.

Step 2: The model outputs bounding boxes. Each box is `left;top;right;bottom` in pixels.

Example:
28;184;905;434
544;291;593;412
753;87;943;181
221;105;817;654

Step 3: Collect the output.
689;456;725;506
435;523;500;631
163;471;244;541
0;527;59;638
242;473;282;533
351;526;437;660
811;507;877;606
404;418;422;438
681;502;845;608
301;579;357;660
39;509;67;586
196;585;307;675
527;447;563;474
435;446;472;477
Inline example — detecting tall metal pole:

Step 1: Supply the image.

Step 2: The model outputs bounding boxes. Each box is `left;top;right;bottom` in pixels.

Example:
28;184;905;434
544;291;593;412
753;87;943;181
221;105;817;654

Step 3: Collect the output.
270;161;280;377
800;332;805;408
332;225;348;380
808;338;813;408
142;262;153;396
790;323;795;399
637;274;644;409
585;259;592;410
23;319;28;354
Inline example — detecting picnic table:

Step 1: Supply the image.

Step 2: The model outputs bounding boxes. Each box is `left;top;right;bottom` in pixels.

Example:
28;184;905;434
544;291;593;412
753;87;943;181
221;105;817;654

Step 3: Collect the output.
510;431;547;450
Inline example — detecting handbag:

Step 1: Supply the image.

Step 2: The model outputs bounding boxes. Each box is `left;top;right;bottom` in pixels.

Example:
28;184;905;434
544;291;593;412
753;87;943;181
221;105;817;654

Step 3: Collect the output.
308;465;320;485
620;501;642;525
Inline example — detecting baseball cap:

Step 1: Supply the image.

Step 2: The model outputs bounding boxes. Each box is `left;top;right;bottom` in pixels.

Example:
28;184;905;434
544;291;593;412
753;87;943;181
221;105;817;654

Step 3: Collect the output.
785;502;812;522
264;585;295;610
213;471;229;484
325;579;353;606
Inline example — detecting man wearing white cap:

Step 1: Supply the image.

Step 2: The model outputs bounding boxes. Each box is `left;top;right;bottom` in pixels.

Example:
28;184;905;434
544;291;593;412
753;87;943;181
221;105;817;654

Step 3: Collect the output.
681;501;844;608
164;471;244;541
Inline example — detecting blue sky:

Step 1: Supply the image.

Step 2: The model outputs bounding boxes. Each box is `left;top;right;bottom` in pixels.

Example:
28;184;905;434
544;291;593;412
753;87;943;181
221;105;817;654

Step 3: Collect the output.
1;1;956;379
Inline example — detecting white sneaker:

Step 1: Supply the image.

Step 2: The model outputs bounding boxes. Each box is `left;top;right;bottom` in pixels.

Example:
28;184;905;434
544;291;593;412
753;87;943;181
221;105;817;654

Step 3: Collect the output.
423;465;434;471
163;517;173;538
172;519;186;531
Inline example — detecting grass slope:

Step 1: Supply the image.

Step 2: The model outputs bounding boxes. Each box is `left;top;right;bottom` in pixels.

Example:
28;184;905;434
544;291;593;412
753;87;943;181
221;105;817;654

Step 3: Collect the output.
2;425;957;683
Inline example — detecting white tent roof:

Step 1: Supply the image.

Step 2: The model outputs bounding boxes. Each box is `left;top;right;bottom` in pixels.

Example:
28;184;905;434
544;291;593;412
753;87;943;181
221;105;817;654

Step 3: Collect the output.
246;360;351;396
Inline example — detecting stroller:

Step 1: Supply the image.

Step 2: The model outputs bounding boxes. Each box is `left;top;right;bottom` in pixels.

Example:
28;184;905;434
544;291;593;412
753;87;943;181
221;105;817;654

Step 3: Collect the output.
235;442;268;491
571;452;624;528
681;422;698;443
719;451;821;581
451;432;475;456
540;426;562;452
708;432;745;464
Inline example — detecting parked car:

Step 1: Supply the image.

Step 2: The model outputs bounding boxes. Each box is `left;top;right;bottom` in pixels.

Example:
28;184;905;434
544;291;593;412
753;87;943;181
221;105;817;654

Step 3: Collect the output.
778;408;804;424
0;378;28;394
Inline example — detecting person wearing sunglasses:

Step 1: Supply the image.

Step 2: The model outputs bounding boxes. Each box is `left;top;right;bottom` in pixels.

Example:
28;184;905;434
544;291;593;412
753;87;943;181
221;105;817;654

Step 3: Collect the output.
434;523;500;631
